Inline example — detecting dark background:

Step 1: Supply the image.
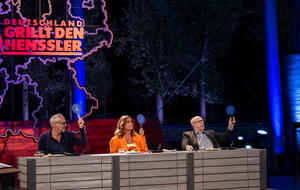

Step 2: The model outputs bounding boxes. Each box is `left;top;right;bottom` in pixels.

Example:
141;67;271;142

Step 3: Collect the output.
0;0;292;125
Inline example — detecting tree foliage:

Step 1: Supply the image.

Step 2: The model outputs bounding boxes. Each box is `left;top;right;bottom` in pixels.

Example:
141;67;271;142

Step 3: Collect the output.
114;0;245;105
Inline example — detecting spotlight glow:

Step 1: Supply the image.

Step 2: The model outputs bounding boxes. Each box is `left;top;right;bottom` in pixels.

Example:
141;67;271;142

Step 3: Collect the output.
257;130;268;135
264;0;284;153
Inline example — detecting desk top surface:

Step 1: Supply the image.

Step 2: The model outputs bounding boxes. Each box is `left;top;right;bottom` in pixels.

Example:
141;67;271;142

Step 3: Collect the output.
18;148;265;160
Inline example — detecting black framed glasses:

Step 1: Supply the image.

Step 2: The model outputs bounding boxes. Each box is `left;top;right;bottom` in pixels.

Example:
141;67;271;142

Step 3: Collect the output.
193;120;204;124
56;121;67;125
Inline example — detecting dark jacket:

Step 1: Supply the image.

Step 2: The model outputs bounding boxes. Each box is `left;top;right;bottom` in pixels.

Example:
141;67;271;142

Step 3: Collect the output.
181;129;233;150
38;128;87;154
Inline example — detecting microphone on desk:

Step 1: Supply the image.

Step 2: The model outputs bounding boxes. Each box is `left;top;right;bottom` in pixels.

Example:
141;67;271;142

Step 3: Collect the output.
230;140;234;147
157;143;161;150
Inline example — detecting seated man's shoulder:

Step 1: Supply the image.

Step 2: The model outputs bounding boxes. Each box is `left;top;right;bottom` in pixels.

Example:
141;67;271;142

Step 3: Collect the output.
40;130;50;138
38;130;50;144
204;130;215;134
183;131;194;135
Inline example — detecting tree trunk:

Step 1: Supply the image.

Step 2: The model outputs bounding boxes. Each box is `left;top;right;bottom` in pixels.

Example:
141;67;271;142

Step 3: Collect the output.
69;71;73;120
156;94;164;124
22;80;29;121
200;79;206;121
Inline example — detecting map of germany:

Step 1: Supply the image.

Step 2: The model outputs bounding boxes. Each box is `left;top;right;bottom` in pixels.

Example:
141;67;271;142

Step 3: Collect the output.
0;0;113;141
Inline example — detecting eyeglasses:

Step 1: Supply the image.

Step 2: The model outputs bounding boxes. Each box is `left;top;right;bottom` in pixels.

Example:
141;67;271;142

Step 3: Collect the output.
193;120;204;124
56;121;67;125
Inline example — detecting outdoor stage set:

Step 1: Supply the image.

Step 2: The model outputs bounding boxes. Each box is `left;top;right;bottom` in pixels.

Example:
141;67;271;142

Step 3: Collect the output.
0;119;267;190
0;1;271;189
0;119;165;167
0;118;165;189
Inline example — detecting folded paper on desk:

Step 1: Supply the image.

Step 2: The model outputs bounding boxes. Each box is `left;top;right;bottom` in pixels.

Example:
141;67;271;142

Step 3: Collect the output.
162;149;177;152
125;152;141;154
148;149;176;153
205;148;221;151
0;163;12;168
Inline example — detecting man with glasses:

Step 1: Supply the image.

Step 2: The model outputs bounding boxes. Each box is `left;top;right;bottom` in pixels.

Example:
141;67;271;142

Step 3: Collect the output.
38;113;87;154
181;116;235;151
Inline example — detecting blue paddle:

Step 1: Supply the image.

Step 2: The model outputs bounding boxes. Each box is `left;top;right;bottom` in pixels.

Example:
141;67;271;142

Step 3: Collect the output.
72;103;82;119
137;114;145;128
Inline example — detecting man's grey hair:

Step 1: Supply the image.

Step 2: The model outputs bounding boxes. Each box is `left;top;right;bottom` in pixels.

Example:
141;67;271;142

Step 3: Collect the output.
50;113;65;128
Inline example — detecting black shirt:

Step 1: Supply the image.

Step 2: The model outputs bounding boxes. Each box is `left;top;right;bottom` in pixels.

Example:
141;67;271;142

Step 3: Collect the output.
49;132;66;154
38;128;87;154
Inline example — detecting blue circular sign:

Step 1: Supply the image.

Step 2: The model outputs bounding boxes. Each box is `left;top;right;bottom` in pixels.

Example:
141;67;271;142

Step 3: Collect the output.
225;105;235;116
72;104;82;114
137;114;145;125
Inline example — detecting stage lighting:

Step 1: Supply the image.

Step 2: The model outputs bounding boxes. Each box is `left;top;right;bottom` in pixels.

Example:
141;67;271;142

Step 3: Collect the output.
257;130;268;135
238;136;244;140
245;144;252;149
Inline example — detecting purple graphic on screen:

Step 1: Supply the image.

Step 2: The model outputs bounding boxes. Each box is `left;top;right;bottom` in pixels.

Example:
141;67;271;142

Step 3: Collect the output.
0;0;113;142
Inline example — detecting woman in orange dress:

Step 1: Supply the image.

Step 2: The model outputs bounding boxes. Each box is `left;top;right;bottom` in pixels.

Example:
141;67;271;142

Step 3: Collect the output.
109;115;148;153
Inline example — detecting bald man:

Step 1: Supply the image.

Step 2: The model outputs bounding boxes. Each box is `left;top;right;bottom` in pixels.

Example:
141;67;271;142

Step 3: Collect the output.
181;116;235;151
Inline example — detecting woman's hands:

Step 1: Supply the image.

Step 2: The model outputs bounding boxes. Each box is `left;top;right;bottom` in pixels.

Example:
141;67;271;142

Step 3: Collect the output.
139;127;145;136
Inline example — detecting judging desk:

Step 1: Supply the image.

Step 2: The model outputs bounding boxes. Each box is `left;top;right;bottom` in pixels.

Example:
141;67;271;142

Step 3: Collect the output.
18;148;266;190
